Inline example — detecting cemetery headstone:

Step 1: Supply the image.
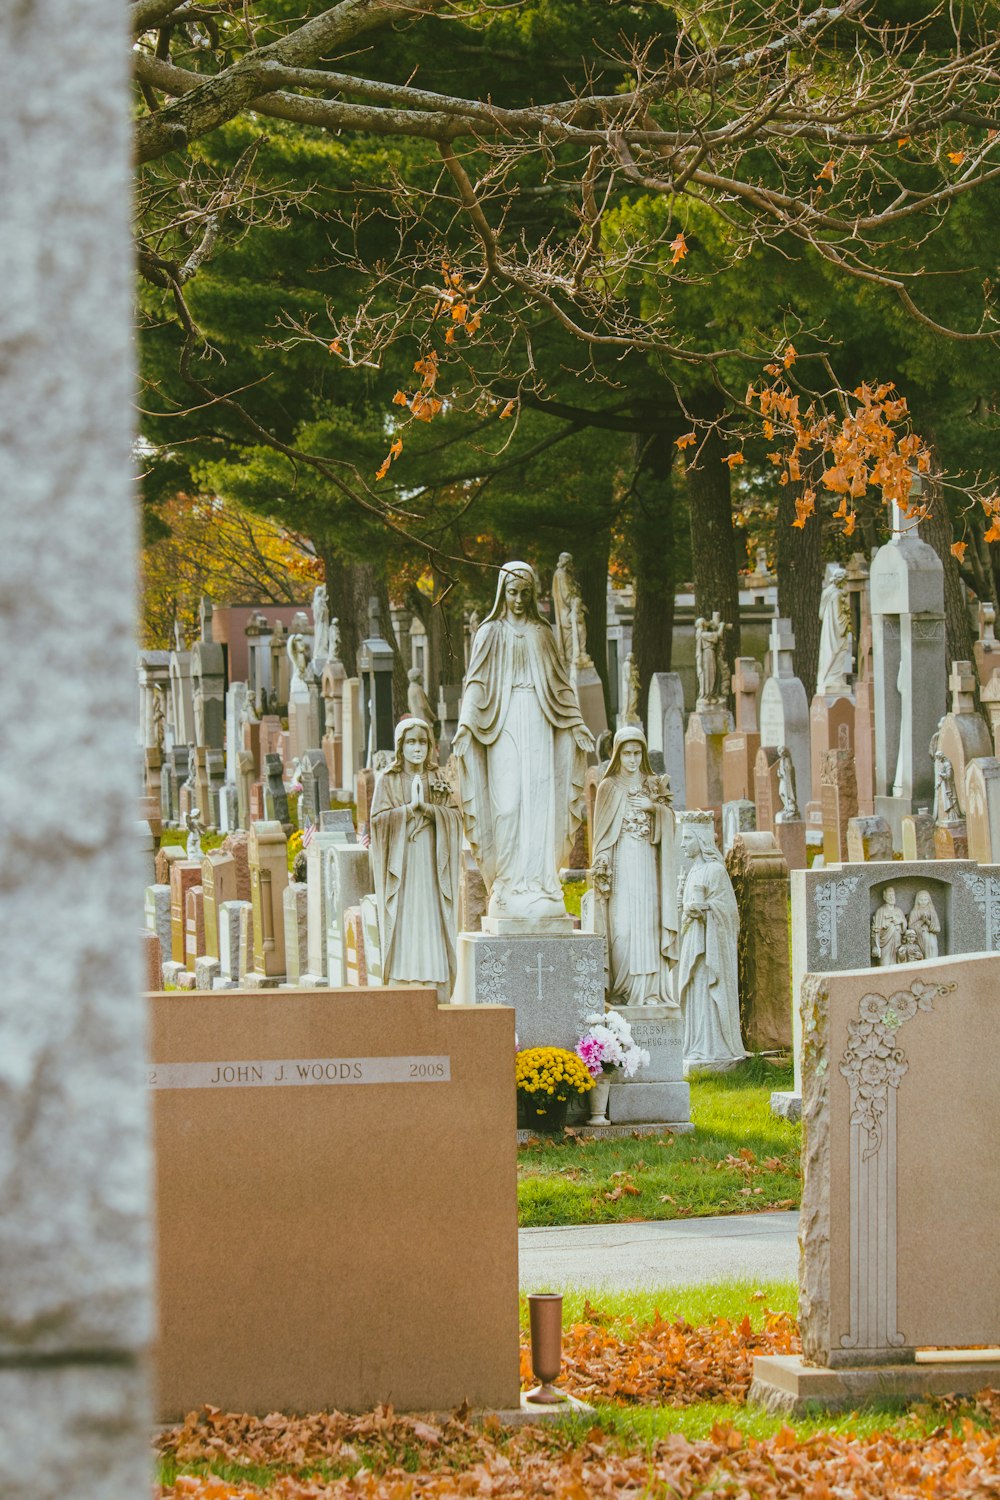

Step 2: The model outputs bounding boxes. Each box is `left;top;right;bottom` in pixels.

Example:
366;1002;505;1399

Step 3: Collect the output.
722;657;762;805
280;882;309;985
846;814;893;863
607;1005;691;1128
245;820;289;987
870;511;946;847
820;748;858;865
901;809;935;860
936;660;992;814
647;672;686;808
974;600;999;687
725;831;791;1051
760;617;811;810
201;853;237;959
964;756;1000;863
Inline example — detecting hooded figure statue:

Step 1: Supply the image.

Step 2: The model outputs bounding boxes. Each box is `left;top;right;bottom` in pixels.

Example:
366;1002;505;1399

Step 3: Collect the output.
591;726;678;1007
369;716;462;996
678;821;746;1069
453;561;594;927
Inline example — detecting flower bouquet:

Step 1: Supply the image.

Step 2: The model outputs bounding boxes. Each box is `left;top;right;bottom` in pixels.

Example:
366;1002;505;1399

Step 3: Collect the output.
516;1046;594;1134
576;1010;650;1124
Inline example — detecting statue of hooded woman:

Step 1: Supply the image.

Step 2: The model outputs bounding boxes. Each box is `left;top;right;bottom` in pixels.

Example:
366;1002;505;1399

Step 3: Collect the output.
453;561;594;929
678;821;746;1069
591;727;679;1007
369;716;462;997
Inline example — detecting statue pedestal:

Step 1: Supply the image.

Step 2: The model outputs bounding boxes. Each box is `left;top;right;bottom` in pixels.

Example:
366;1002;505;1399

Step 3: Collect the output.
453;930;604;1051
606;1003;691;1129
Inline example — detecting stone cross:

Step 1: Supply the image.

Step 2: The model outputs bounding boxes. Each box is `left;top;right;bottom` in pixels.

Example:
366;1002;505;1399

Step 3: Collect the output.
767;617;796;680
949;660;977;717
980;603;996;647
525;953;555;1003
732;657;761;733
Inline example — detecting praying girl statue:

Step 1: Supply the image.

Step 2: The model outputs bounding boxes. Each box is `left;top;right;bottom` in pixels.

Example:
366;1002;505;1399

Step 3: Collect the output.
678;821;746;1070
454;561;594;928
591;728;678;1007
370;716;462;997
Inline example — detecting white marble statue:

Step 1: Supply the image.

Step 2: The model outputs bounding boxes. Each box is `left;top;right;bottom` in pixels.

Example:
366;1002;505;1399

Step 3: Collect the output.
677;821;745;1069
151;684;166;750
933;750;960;822
621;651;642;726
909;889;941;959
369;716;462;995
776;746;800;819
287;632;311;693
694;612;730;709
311;584;330;664
871;886;906;966
816;563;852;695
551;551;588;668
184;808;205;861
896;927;924;964
453;560;594;926
591;727;678;1007
407;667;437;728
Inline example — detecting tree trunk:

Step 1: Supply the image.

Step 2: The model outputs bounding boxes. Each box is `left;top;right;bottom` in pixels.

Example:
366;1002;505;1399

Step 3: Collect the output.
775;485;823;695
684;414;741;670
631;429;677;715
322;554;407;718
574;523;612;717
919;467;975;673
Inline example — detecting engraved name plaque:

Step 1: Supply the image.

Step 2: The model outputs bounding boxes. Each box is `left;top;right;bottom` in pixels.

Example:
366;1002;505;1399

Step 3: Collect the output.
147;1055;451;1089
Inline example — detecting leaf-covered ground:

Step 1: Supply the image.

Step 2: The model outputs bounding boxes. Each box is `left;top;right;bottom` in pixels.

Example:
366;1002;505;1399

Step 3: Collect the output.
518;1058;800;1226
156;1293;1000;1499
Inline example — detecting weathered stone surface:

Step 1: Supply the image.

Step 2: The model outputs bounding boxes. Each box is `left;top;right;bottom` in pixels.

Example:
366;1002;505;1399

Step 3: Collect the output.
194;955;221;991
144;884;171;959
608;1003;683;1083
0;1366;151;1500
0;0;152;1480
846;815;893;863
142;931;163;992
726;832;791;1052
820;748;858;866
684;707;733;817
608;1080;691;1125
324;842;373;986
901;810;935;861
964;756;1000;864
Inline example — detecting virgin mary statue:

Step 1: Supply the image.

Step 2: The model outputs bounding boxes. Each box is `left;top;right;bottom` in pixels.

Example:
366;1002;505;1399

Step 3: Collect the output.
454;561;594;927
370;716;462;996
591;727;678;1006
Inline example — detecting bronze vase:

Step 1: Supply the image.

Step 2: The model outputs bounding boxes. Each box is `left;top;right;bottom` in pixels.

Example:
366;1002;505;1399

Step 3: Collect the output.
526;1293;566;1404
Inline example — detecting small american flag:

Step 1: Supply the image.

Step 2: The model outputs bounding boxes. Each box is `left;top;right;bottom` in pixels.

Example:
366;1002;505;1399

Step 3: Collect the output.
358;824;370;850
301;818;315;849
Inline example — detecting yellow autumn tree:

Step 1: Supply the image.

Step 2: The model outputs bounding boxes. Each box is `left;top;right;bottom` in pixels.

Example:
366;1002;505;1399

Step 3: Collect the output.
140;493;320;648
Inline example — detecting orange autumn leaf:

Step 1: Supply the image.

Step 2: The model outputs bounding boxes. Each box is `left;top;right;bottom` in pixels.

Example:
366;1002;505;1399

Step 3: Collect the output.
670;231;688;265
389;436;403;459
723;451;745;468
327;339;342;355
951;541;968;562
843;511;857;536
816;159;835;182
897;135;910;147
391;390;408;407
374;459;391;481
675;431;697;450
499;399;516;420
985;521;1000;544
947;149;966;166
782;343;797;368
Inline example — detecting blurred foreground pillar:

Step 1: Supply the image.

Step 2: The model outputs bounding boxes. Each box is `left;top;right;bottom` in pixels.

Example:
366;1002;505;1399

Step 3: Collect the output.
0;3;153;1496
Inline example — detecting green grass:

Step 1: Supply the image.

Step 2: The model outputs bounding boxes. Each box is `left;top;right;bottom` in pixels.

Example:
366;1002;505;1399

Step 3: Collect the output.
521;1279;799;1331
518;1057;800;1227
159;827;226;853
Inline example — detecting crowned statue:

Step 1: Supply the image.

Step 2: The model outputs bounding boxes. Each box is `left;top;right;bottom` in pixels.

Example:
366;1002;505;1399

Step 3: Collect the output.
453;561;594;928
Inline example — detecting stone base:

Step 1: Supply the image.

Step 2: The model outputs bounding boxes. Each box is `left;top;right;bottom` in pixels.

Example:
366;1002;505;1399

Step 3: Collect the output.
769;1090;802;1122
161;960;185;987
240;971;286;990
683;1054;746;1078
211;977;240;990
774;816;807;871
749;1352;1000;1415
480;914;575;936
194;956;220;990
453;930;605;1050
516;1121;694;1143
291;972;329;988
608;1080;690;1125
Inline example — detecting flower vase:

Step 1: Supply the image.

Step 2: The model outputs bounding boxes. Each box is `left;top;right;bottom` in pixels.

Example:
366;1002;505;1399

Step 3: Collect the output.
588;1070;616;1124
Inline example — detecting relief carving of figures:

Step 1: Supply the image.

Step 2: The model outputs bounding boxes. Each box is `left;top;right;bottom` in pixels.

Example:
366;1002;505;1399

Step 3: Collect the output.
776;746;800;820
871;886;907;966
909;889;940;959
694;612;731;710
816;563;853;695
591;727;678;1007
369;716;462;997
453;561;594;927
551;551;589;668
678;822;746;1068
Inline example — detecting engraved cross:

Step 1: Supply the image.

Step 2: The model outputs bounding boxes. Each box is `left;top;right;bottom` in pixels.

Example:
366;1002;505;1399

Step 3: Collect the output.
526;952;555;1003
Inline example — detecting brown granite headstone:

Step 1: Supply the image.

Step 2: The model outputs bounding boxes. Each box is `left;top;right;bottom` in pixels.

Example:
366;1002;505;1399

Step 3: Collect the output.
169;860;202;965
821;748;858;865
201;852;237;960
184;885;205;969
142;929;163;992
155;843;187;887
725;832;791;1051
221;829;251;902
754;745;781;834
934;820;968;859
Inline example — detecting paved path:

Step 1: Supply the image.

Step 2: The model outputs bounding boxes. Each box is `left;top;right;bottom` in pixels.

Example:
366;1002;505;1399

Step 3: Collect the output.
519;1212;798;1290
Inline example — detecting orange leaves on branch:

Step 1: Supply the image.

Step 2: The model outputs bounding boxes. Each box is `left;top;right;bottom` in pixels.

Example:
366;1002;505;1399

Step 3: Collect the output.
499;399;516;420
670;231;688;265
675;431;697;450
723;451;745;469
749;355;932;538
951;540;968;562
816;159;835;182
947;149;966;166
